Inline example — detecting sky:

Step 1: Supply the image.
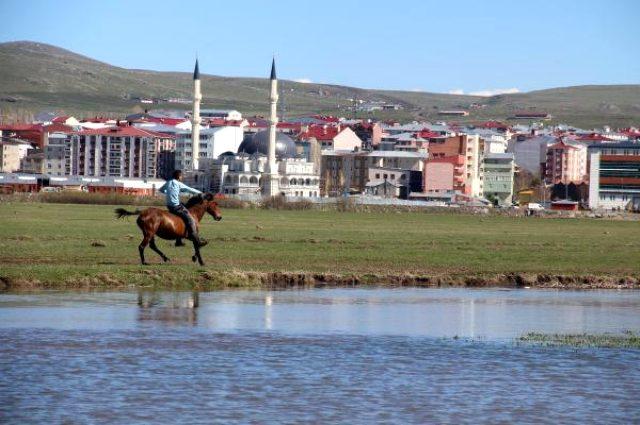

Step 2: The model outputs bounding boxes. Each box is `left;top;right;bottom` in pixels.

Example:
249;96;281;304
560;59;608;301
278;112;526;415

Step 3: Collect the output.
1;0;639;95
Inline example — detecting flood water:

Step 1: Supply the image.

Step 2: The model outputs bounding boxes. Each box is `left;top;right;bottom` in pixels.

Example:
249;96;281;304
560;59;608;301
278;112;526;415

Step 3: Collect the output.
1;288;639;423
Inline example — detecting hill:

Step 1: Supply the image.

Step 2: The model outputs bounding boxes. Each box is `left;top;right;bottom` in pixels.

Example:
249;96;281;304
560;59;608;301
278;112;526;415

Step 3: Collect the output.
1;41;639;127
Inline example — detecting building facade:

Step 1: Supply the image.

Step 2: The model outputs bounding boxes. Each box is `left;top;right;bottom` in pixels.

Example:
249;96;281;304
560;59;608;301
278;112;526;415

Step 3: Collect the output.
0;141;32;172
221;154;319;197
69;126;173;178
427;134;484;197
544;140;588;185
588;143;640;210
483;153;515;204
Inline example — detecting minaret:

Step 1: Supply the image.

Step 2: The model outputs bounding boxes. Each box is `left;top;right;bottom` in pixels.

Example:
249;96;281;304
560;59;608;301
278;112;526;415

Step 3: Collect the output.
191;59;201;171
263;57;280;196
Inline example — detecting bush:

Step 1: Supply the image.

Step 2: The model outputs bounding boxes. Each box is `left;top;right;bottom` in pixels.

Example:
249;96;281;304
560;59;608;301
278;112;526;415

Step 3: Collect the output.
3;192;164;206
260;195;314;210
214;197;251;209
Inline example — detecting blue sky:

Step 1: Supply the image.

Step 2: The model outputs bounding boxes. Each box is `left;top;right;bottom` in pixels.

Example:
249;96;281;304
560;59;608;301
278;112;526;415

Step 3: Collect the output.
1;0;638;95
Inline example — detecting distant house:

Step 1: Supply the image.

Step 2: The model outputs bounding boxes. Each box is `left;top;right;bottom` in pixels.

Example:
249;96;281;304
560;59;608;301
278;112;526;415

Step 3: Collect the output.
298;125;363;151
199;109;243;121
438;110;469;117
52;116;81;126
512;111;551;120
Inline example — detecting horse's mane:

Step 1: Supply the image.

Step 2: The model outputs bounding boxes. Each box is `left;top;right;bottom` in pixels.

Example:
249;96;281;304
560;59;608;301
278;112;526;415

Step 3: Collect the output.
184;193;214;209
184;195;205;209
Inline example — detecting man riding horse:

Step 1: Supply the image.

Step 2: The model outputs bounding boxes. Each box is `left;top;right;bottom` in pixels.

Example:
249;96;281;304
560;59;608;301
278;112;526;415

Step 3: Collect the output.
158;170;208;247
115;175;222;265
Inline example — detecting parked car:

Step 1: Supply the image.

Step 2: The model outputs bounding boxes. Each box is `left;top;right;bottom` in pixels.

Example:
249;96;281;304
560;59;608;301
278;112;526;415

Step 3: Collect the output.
527;202;544;211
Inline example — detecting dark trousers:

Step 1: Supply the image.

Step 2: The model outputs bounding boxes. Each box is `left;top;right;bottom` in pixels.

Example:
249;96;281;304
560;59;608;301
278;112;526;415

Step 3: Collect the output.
168;204;198;239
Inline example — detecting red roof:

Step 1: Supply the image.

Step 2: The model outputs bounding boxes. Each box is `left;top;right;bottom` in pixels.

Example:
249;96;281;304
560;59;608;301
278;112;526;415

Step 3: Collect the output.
76;125;174;138
146;117;188;126
574;133;613;142
416;130;444;139
297;124;341;141
620;129;640;139
204;118;244;127
311;115;340;123
0;124;43;132
476;120;510;130
548;140;577;150
43;123;73;133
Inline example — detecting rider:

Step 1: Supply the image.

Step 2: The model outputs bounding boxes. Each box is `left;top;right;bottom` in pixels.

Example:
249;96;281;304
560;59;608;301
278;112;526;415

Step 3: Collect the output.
158;170;208;247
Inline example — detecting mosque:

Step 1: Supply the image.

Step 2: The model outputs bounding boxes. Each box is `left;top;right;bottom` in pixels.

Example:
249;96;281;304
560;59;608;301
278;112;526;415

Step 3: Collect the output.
187;58;320;198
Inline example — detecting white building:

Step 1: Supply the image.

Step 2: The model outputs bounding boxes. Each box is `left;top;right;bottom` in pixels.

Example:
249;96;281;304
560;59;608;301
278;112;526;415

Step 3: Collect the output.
588;142;640;210
199;109;242;121
221;154;319;197
175;126;244;172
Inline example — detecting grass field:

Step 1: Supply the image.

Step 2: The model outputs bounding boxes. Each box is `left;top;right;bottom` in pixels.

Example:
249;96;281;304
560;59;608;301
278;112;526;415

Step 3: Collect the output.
1;202;639;289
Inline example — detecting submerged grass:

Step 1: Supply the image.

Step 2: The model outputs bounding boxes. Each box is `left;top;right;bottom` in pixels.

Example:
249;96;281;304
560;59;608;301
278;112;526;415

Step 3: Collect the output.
519;332;640;348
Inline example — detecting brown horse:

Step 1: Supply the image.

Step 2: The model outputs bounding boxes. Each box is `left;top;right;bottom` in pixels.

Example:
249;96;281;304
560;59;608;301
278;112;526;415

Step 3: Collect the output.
115;193;222;266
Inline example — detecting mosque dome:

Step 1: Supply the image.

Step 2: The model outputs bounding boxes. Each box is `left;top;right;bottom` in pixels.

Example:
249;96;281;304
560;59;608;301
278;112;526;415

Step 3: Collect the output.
237;130;297;158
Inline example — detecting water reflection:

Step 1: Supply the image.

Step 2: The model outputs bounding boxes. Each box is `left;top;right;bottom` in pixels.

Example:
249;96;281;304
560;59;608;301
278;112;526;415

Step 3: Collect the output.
1;289;639;338
136;291;199;326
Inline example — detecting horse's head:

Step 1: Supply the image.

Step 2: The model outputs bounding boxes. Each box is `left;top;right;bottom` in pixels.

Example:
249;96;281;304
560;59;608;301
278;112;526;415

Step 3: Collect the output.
203;193;222;221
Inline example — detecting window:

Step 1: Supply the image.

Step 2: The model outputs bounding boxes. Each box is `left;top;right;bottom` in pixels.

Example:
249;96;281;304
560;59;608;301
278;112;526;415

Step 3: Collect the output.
375;173;380;179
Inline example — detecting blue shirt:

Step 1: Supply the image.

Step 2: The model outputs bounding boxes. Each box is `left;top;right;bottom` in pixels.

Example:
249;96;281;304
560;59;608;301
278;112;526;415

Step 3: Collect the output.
158;179;201;207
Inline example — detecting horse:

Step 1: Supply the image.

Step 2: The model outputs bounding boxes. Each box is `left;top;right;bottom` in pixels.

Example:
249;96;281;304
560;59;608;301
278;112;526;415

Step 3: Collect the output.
115;193;222;266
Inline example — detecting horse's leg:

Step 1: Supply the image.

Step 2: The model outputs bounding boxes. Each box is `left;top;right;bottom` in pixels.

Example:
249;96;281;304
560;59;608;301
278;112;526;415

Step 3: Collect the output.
139;234;152;265
149;238;169;262
191;240;205;266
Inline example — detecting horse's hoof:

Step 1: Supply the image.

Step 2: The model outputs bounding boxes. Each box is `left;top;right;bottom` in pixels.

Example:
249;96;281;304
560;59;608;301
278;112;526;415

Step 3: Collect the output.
191;255;197;263
141;262;149;266
163;257;170;263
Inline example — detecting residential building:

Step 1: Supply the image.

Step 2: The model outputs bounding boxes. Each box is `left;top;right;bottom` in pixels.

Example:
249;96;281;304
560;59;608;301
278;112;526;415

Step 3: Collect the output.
483;153;515;204
297;125;363;151
320;150;369;196
423;156;463;194
427;134;484;197
588;142;640;210
0;141;32;172
508;134;556;176
69;126;173;178
20;149;45;174
544;140;588;185
44;132;71;176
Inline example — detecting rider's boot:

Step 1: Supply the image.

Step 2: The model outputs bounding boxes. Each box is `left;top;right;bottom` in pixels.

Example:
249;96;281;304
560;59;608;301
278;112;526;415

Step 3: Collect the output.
185;221;208;247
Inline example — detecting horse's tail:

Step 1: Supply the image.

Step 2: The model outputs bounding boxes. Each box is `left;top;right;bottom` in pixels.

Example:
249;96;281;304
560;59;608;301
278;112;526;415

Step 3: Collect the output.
114;207;141;219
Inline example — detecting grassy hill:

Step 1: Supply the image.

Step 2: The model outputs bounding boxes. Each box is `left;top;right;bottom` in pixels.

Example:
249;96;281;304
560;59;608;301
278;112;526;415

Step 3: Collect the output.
1;41;639;128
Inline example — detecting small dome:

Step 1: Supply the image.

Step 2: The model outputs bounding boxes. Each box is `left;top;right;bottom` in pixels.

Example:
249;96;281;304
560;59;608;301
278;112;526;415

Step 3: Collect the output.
238;130;297;158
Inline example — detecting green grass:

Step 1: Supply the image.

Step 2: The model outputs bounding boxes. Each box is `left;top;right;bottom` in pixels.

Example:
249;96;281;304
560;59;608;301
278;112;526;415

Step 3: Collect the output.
1;202;639;289
519;332;640;349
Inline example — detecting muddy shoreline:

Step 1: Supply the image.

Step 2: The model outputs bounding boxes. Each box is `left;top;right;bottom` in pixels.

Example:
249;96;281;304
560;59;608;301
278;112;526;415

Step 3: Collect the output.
1;271;639;291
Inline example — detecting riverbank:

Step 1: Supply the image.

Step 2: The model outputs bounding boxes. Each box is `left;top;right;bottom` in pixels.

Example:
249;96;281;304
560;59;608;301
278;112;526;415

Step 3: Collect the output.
1;202;639;291
2;269;640;291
